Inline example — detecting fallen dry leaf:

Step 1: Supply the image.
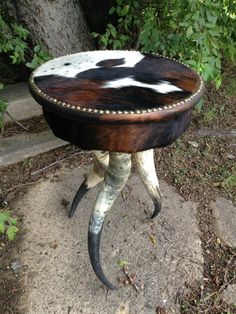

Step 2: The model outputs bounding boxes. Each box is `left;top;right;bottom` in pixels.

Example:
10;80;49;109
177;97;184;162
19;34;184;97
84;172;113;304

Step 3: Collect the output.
115;302;129;314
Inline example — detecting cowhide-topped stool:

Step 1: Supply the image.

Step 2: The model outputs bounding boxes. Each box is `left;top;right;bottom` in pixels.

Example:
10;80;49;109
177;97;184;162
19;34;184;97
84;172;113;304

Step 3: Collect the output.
29;50;204;290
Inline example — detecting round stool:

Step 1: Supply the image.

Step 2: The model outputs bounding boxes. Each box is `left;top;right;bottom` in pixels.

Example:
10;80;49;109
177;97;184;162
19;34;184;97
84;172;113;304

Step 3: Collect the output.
29;50;204;290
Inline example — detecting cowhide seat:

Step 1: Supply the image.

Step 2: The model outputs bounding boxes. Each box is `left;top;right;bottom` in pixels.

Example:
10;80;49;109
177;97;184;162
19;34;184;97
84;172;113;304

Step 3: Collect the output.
29;50;204;290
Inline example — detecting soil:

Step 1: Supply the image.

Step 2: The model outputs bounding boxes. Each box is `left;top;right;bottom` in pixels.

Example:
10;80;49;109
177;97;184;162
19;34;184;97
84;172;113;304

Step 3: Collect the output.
0;66;235;313
2;115;49;137
0;233;23;314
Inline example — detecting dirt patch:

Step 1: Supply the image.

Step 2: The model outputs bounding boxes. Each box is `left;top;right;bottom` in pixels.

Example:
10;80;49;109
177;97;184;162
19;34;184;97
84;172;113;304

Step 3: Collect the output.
1;115;48;138
180;201;236;313
156;135;236;203
0;145;92;206
0;232;23;314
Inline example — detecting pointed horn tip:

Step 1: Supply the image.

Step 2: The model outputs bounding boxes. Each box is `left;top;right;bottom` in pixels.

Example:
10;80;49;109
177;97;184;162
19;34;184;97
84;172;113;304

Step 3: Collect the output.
68;180;89;218
68;210;75;219
88;230;117;290
104;281;117;290
151;201;162;219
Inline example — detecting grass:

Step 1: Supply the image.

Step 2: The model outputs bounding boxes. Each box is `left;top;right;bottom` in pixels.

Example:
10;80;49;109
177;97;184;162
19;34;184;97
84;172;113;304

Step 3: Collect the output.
156;135;236;203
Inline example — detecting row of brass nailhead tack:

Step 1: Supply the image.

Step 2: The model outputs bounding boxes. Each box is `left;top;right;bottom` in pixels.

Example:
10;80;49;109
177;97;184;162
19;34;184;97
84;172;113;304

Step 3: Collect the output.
30;50;204;115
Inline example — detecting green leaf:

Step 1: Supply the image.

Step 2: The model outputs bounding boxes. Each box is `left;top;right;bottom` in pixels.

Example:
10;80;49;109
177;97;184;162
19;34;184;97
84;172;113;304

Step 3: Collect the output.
120;5;130;16
109;6;115;15
33;45;41;53
12;23;29;40
215;58;221;69
6;225;19;241
100;36;108;47
113;39;122;49
116;5;121;15
223;174;236;189
0;222;5;234
149;234;157;244
108;24;117;37
91;32;99;38
186;26;193;38
8;217;17;225
206;11;217;24
0;83;4;90
0;212;10;223
117;259;129;267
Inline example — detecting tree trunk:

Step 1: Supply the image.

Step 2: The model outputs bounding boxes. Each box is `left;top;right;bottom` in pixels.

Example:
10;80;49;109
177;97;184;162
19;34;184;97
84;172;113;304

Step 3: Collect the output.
4;0;94;57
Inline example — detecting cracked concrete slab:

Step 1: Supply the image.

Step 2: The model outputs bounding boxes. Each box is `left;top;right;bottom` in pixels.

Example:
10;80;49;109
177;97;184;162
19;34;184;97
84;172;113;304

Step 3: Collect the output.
13;167;203;314
220;284;236;306
0;130;67;166
211;197;236;249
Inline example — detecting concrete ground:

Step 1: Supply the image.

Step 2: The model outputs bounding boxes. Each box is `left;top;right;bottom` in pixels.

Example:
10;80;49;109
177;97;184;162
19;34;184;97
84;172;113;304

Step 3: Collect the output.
0;130;67;166
12;166;203;314
0;82;41;123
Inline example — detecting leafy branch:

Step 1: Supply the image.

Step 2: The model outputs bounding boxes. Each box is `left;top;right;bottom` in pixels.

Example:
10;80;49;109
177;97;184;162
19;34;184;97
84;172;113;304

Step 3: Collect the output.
94;0;236;88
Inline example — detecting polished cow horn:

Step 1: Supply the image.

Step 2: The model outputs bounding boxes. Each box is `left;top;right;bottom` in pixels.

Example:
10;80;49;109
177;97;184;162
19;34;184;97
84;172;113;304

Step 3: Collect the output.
69;151;109;218
88;152;131;289
134;149;162;218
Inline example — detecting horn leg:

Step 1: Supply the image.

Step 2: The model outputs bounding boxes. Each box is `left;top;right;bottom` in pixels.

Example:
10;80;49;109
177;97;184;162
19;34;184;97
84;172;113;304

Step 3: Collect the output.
68;151;109;218
134;149;162;219
88;152;131;289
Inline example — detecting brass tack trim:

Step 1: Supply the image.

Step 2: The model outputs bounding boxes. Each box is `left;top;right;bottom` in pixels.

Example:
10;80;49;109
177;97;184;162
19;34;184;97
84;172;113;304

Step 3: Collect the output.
30;50;204;115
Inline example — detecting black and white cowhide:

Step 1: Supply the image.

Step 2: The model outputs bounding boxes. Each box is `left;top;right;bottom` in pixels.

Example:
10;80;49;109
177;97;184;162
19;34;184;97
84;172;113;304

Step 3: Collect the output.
33;51;199;111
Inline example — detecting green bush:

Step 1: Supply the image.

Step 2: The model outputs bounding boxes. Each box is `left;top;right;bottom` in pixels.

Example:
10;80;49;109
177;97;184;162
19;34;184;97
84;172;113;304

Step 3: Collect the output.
0;13;51;128
94;0;236;88
0;14;51;67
